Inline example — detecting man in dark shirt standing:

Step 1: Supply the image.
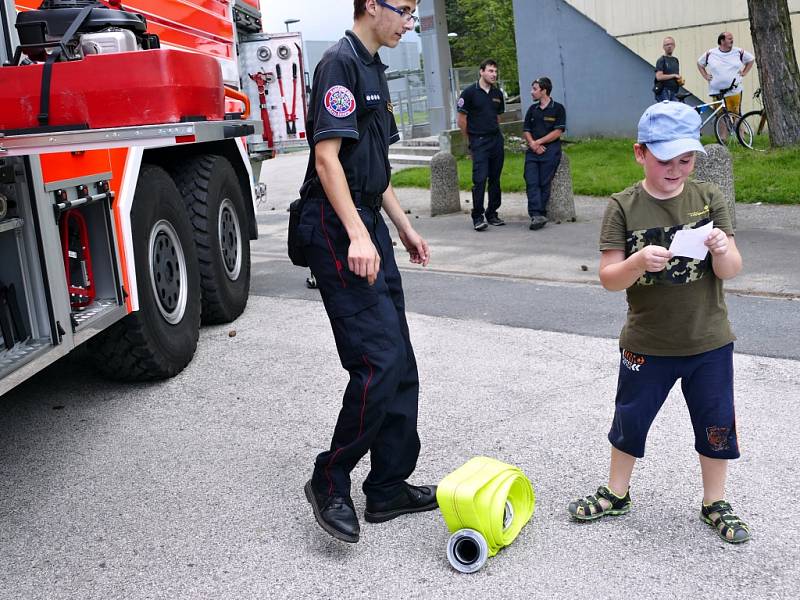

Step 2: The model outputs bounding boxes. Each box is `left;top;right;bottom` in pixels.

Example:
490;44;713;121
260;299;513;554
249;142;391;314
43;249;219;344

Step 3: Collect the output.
298;0;437;545
523;77;566;230
457;59;506;231
654;36;683;102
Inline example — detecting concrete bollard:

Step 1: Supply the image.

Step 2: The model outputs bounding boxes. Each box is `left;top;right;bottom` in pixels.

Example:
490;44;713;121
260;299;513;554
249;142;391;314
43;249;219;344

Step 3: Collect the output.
430;151;462;216
693;144;736;229
546;153;576;223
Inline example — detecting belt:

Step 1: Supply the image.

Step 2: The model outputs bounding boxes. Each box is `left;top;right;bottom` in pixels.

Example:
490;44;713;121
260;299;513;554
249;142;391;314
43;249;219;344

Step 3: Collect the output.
305;180;383;210
352;190;383;210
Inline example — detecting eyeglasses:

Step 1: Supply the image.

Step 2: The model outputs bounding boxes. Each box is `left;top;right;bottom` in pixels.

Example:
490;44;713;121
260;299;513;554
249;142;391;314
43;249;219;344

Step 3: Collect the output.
376;0;420;25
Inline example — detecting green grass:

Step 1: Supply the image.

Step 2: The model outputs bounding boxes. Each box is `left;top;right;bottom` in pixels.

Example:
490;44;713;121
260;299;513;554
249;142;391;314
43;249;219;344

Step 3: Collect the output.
391;138;800;204
394;111;430;126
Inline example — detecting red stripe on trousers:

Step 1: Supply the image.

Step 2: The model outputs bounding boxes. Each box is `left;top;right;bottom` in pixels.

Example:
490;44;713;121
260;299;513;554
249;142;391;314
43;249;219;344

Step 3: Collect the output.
320;202;346;288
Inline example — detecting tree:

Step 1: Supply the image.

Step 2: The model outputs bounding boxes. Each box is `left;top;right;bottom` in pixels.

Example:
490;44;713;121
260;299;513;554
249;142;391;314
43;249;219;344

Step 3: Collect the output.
445;0;519;95
746;0;800;146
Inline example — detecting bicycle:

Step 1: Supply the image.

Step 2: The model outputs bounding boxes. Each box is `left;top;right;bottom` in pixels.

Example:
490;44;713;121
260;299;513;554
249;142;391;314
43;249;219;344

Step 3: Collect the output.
676;79;750;149
736;88;768;151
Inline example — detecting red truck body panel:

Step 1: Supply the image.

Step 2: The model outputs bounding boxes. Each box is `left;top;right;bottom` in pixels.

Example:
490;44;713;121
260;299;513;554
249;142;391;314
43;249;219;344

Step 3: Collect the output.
0;49;225;131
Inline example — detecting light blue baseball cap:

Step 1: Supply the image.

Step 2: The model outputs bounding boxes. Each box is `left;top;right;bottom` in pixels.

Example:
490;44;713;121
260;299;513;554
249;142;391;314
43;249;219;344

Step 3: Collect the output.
637;101;706;160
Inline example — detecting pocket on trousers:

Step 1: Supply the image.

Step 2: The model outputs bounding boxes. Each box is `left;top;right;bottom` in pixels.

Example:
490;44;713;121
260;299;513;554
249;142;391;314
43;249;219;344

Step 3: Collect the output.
327;291;393;361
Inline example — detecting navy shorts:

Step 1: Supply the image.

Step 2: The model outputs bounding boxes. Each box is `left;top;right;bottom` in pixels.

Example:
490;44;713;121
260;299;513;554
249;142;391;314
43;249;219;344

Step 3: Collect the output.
608;343;739;459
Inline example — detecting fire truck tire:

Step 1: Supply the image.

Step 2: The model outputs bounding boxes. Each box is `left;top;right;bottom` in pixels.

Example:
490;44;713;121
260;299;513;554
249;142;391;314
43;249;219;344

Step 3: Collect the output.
170;154;251;324
88;165;201;380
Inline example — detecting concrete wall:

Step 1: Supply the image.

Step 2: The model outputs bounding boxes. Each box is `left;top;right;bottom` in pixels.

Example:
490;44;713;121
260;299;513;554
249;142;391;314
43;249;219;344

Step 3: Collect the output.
512;0;660;138
566;0;800;35
565;0;800;115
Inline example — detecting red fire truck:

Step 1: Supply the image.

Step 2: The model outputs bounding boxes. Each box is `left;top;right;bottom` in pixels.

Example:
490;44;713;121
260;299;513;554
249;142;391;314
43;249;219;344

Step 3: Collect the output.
0;0;307;396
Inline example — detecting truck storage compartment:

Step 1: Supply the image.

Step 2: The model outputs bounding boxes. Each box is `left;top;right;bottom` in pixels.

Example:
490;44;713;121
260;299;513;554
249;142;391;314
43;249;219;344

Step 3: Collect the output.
39;150;127;341
57;190;125;336
0;49;225;132
0;158;53;381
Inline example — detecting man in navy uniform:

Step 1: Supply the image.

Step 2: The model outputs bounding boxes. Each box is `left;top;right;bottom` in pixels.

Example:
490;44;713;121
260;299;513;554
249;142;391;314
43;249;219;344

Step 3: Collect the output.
298;0;437;544
523;77;566;230
457;59;506;231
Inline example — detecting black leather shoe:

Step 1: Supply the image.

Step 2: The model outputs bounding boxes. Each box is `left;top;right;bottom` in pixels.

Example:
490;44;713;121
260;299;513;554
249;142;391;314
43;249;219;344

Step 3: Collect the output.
304;480;360;543
364;483;439;523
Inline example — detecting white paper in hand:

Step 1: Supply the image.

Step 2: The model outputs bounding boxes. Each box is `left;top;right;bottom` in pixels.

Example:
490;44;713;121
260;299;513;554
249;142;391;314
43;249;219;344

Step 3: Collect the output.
668;221;713;260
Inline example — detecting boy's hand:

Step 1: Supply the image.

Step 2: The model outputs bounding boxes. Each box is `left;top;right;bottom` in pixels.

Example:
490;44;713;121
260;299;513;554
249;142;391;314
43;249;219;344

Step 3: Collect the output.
705;228;729;256
637;245;672;272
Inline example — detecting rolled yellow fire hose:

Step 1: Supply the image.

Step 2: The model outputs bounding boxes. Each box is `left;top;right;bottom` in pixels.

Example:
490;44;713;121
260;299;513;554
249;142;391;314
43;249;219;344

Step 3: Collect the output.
437;456;535;573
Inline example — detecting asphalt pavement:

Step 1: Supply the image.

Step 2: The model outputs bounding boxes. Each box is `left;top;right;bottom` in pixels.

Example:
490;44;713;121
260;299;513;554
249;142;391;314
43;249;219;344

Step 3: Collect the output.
0;150;798;599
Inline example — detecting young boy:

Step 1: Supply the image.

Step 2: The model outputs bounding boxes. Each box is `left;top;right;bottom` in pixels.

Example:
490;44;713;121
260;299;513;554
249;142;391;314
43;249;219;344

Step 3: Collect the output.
567;101;750;544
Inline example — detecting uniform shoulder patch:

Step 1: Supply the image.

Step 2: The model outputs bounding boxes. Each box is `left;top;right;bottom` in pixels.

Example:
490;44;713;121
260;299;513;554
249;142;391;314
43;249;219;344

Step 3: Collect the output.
457;97;465;108
324;85;356;118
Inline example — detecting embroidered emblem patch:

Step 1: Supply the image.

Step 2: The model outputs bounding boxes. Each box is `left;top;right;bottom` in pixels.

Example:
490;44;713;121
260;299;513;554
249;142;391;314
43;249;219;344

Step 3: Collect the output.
457;97;465;108
387;101;394;114
324;85;356;118
706;426;731;452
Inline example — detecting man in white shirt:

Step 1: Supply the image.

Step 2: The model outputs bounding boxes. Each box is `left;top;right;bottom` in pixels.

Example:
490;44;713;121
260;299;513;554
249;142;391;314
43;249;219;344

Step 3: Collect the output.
697;31;755;118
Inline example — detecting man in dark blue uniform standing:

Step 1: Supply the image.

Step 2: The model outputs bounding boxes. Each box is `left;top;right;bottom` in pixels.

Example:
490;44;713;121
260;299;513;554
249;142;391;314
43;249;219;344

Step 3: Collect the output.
523;77;566;230
457;59;506;231
298;0;437;544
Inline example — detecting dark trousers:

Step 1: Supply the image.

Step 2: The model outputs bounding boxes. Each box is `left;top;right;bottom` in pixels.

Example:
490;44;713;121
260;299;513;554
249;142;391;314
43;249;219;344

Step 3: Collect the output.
299;197;421;502
655;87;679;102
469;132;505;220
524;148;561;217
608;344;738;459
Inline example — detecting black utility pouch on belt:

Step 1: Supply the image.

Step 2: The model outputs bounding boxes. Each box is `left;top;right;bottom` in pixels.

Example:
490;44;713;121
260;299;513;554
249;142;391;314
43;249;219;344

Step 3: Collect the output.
287;194;309;267
287;109;379;267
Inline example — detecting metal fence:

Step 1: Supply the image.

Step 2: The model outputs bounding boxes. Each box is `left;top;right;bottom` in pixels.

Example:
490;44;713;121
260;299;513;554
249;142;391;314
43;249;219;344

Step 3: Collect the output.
388;69;431;140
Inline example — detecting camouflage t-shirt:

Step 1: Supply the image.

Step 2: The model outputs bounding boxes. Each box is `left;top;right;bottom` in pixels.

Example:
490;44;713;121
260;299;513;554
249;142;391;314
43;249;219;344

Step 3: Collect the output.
599;180;735;356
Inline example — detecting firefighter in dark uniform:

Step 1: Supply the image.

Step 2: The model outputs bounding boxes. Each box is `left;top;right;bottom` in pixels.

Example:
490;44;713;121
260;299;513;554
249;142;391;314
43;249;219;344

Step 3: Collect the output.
523;77;566;230
457;59;506;231
298;0;437;544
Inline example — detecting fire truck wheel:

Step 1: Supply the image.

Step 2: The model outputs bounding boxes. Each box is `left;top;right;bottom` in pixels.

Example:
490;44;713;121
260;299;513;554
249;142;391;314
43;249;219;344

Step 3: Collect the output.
88;165;201;380
170;154;251;324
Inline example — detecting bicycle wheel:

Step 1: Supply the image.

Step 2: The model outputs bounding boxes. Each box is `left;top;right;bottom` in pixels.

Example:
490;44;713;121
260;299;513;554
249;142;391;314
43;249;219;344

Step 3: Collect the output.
737;110;768;151
714;111;741;149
